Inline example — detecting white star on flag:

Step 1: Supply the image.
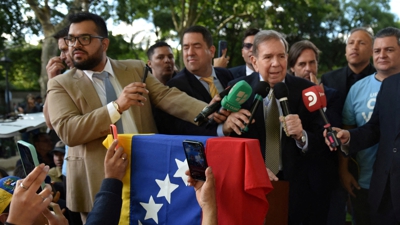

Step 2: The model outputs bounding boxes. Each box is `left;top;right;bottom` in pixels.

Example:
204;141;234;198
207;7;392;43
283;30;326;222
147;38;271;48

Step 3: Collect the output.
173;158;189;185
140;196;163;224
155;174;179;203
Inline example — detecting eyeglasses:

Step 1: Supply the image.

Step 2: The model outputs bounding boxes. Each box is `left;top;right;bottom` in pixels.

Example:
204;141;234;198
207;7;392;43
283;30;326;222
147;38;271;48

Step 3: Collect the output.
243;43;253;50
64;34;104;47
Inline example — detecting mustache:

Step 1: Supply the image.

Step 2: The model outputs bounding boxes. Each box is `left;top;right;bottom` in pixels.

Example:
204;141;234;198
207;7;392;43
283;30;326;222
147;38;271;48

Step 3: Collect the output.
73;48;88;54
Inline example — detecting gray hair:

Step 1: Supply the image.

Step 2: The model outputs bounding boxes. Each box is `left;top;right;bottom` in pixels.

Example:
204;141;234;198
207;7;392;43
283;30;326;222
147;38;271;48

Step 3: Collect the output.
347;27;374;44
252;30;289;57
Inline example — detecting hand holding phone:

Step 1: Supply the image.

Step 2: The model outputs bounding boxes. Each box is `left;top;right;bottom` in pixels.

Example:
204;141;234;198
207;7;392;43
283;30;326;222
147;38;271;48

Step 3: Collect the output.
16;140;46;190
142;65;150;83
183;140;208;181
110;124;120;149
218;40;228;58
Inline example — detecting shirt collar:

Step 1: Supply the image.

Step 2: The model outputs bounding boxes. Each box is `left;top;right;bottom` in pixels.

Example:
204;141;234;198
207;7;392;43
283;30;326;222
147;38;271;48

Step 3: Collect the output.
193;67;217;80
245;65;254;76
83;58;115;81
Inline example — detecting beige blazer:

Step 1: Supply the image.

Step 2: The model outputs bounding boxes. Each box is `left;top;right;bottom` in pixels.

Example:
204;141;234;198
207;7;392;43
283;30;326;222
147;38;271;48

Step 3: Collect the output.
47;59;207;212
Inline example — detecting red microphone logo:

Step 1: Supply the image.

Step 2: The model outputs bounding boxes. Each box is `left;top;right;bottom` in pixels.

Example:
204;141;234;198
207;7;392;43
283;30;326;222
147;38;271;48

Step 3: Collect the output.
302;85;327;112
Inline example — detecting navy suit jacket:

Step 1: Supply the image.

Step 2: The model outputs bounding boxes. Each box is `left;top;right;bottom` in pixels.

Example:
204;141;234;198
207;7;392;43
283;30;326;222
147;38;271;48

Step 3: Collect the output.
155;67;233;135
228;74;332;223
86;178;122;225
228;74;327;180
348;73;400;218
229;65;246;79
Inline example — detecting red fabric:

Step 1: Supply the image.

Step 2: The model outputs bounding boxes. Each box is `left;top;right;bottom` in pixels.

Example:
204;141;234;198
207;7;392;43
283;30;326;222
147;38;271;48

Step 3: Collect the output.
206;137;273;225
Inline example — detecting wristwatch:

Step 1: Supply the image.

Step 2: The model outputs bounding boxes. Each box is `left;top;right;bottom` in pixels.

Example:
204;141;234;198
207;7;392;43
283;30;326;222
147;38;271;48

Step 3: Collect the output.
300;134;306;143
112;101;122;114
297;130;306;143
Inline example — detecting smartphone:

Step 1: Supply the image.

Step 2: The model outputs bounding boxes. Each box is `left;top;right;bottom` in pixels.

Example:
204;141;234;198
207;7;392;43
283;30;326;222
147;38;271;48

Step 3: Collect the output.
16;140;45;190
218;40;228;57
182;140;208;181
110;124;120;149
142;65;150;83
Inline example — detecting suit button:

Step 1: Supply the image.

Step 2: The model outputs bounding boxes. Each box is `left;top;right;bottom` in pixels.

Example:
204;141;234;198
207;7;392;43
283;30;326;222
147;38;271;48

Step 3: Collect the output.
394;148;398;153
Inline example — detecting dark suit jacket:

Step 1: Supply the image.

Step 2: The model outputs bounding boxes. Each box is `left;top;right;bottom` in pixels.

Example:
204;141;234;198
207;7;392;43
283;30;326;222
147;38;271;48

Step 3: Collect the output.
348;73;400;218
324;85;343;128
228;74;332;224
229;65;246;79
86;178;122;225
155;67;234;135
321;66;348;97
321;64;376;107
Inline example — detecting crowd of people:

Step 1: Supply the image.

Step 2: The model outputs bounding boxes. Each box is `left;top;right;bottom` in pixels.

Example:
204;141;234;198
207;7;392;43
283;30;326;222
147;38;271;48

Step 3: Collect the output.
1;10;400;225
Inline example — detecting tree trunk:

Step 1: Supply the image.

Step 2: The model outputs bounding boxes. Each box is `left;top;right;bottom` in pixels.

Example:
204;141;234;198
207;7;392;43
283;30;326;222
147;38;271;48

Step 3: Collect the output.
39;36;58;98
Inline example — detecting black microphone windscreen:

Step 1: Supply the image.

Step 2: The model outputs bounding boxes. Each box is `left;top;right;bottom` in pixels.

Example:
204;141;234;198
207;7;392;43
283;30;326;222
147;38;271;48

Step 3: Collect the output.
254;81;270;98
219;86;233;98
274;82;289;99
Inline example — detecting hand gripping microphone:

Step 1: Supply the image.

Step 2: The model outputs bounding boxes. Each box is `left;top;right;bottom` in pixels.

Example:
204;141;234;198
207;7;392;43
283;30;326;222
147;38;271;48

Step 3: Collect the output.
273;82;290;116
241;81;270;133
302;85;340;147
194;86;233;124
194;80;252;124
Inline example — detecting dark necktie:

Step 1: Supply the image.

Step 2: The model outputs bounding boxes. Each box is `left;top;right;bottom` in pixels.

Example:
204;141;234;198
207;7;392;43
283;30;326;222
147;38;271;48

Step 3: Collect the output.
265;91;280;174
93;71;124;133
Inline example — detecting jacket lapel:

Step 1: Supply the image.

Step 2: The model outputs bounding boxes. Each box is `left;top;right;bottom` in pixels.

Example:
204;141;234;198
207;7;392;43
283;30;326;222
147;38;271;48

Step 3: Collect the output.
73;70;103;113
110;59;144;131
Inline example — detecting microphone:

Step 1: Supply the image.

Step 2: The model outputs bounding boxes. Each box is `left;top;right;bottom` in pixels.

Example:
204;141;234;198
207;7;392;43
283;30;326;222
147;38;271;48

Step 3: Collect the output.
273;82;290;116
194;80;252;124
220;80;252;112
302;85;340;147
241;81;270;133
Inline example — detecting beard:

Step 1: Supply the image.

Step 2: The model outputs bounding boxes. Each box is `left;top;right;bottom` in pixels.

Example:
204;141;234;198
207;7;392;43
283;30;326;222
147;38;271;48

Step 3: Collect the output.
73;47;104;70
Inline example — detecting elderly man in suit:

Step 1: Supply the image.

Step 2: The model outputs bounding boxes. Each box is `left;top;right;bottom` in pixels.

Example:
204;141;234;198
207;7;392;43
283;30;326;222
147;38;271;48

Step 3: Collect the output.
222;30;329;224
46;12;207;222
155;25;233;135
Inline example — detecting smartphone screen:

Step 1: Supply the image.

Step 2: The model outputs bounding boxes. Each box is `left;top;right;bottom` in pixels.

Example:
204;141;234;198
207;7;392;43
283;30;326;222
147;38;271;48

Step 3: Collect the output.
218;40;228;58
183;140;208;181
16;140;45;190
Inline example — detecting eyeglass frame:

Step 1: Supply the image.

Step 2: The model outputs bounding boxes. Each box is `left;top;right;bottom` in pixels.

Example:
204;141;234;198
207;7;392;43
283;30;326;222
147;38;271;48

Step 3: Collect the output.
64;34;105;47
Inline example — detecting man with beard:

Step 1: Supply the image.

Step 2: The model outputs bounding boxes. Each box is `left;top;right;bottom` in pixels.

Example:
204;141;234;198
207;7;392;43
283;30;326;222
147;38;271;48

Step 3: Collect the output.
146;41;176;85
46;12;208;221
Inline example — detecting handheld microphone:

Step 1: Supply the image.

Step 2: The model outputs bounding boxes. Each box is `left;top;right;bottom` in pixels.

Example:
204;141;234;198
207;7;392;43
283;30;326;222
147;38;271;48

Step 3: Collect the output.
194;86;232;124
302;85;340;147
241;81;270;133
194;80;252;124
220;80;252;112
273;82;290;116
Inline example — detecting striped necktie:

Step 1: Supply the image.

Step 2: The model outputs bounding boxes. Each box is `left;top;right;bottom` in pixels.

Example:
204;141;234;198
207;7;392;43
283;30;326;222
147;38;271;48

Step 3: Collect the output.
201;76;219;98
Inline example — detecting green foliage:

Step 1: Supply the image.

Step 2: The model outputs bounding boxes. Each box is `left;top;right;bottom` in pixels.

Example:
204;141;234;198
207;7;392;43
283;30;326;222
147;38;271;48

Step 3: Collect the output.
107;33;147;61
2;0;400;92
0;0;29;49
0;45;42;91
